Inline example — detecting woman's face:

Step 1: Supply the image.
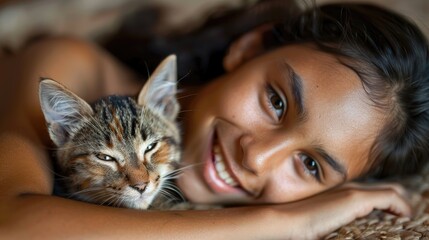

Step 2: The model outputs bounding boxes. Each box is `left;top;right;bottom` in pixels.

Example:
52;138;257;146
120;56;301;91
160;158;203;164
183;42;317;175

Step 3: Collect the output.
177;44;385;205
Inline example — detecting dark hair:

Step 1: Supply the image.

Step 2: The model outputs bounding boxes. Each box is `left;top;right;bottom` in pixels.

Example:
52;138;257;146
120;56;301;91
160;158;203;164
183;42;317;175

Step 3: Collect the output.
103;0;300;85
267;3;429;178
105;1;429;178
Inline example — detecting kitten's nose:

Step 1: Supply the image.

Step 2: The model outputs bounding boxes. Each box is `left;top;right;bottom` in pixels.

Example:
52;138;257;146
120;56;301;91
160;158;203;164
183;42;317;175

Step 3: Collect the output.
130;183;147;194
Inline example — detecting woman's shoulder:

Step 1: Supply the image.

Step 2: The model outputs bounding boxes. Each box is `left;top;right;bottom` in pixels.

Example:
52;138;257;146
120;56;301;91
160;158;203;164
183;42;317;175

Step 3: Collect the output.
5;36;140;101
1;36;101;96
0;36;142;143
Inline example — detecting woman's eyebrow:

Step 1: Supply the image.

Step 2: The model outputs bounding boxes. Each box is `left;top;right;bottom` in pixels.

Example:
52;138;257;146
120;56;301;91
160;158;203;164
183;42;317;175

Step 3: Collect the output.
282;62;307;122
314;146;347;180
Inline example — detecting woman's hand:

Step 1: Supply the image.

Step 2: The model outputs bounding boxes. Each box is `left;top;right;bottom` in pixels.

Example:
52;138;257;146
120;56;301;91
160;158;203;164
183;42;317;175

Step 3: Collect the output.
261;182;412;239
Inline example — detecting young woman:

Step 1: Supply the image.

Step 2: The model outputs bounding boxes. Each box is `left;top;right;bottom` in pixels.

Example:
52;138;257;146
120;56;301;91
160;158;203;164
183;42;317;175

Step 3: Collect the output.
0;1;428;239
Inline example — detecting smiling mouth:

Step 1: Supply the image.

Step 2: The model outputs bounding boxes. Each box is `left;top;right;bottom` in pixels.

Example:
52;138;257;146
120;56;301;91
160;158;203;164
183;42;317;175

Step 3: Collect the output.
213;144;239;187
202;128;246;196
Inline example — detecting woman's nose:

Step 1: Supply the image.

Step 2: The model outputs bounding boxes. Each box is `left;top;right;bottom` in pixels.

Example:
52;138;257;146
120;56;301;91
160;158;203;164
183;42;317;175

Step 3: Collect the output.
239;133;286;175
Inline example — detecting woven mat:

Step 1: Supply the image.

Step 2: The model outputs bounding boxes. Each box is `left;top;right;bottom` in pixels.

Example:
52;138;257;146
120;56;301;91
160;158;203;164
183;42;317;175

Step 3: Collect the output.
325;170;429;239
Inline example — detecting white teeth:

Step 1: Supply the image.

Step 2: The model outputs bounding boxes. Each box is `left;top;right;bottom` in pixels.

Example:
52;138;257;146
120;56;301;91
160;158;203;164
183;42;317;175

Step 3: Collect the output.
219;170;229;179
214;154;225;171
214;147;238;187
225;178;234;185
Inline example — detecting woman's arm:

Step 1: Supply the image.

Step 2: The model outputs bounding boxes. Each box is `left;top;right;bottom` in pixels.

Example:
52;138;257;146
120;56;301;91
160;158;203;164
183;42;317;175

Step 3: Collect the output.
0;37;411;240
0;186;264;239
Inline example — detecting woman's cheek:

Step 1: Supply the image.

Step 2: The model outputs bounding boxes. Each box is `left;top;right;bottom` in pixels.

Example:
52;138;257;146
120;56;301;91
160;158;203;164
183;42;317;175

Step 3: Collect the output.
259;156;308;203
220;87;263;127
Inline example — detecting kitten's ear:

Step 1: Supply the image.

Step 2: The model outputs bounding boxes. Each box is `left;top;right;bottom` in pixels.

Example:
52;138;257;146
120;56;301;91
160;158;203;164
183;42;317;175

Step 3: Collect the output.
137;55;179;120
39;79;93;146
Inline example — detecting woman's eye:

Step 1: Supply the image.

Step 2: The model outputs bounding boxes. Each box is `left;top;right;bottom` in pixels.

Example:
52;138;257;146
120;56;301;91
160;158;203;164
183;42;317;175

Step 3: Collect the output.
145;142;158;152
95;153;115;161
266;85;286;120
299;153;321;181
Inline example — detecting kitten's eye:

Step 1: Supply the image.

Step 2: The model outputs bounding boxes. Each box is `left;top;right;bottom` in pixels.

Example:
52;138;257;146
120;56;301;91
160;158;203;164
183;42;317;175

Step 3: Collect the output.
299;153;321;182
95;153;115;161
266;85;286;120
145;142;158;152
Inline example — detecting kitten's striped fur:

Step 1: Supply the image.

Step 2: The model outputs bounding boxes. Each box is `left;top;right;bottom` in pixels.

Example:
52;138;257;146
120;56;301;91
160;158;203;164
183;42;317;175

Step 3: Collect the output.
39;55;181;209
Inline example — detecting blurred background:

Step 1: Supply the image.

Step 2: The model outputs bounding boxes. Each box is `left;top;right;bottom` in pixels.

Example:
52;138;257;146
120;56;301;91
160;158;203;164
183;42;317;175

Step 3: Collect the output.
0;0;428;51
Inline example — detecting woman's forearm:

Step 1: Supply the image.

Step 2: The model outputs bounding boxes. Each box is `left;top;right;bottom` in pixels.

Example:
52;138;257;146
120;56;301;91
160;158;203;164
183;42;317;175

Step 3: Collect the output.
0;194;273;240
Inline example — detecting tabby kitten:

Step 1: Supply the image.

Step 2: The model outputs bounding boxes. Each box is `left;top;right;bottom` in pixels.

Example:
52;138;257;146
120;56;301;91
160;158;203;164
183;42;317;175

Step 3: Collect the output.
39;55;181;209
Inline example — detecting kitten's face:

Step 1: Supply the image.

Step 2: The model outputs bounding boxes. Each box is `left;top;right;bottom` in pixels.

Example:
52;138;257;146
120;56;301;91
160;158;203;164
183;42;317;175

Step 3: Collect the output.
40;55;180;209
59;96;180;209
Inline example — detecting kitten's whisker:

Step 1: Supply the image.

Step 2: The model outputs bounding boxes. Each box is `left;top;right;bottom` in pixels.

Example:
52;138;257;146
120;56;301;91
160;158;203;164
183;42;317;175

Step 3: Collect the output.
53;173;72;181
109;196;119;207
178;109;194;114
69;187;104;198
79;191;109;205
91;192;111;204
108;194;121;207
68;189;94;198
159;191;179;204
103;196;115;207
101;193;118;206
144;61;151;80
114;195;127;208
163;163;204;180
163;172;182;179
79;189;108;201
164;162;204;178
170;162;204;174
162;176;181;181
159;189;177;199
176;93;198;100
177;70;192;84
89;190;110;199
162;184;185;202
161;183;178;191
88;192;108;203
159;190;181;203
